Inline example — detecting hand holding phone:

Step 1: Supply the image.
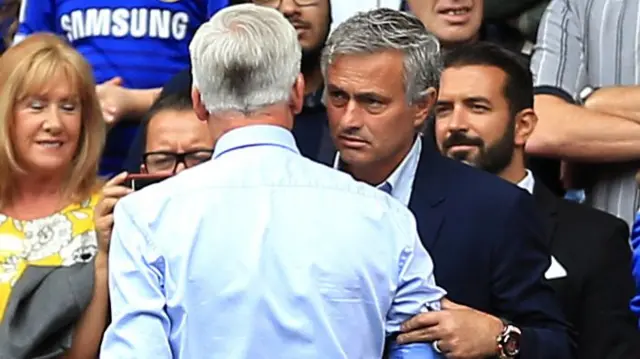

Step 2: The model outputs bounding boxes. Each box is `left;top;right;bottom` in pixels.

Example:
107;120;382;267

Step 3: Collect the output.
124;173;173;191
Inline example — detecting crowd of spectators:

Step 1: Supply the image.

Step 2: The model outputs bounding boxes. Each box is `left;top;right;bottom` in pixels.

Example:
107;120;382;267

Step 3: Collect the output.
0;0;639;358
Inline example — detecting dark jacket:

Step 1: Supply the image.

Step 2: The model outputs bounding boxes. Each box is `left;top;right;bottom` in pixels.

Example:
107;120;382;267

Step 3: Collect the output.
533;181;640;358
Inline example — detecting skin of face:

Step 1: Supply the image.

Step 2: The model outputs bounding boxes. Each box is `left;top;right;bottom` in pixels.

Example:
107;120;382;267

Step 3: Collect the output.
12;75;81;176
143;109;214;174
434;64;536;177
407;0;484;46
325;51;432;184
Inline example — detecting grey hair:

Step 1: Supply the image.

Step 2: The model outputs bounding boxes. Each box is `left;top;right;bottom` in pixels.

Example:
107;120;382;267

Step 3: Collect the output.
321;8;442;104
189;4;301;114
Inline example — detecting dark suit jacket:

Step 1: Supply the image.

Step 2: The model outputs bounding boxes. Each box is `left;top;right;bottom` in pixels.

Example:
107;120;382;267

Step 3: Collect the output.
409;144;574;358
532;181;640;359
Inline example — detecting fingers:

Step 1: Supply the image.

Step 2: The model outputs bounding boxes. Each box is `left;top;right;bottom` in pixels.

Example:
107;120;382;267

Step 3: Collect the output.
401;311;441;332
441;298;465;310
397;325;441;344
95;213;114;253
103;108;117;125
102;76;123;86
95;213;114;234
95;172;133;217
102;185;132;199
105;171;129;187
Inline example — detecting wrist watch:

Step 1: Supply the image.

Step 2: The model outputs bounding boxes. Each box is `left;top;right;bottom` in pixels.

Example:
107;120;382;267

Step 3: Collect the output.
578;86;600;105
496;318;521;358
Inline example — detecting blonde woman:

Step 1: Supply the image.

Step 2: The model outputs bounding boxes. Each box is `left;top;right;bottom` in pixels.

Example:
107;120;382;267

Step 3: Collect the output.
0;33;109;358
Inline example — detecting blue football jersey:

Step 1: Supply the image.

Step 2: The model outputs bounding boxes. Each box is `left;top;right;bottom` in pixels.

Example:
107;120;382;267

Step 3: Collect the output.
16;0;228;176
16;0;228;88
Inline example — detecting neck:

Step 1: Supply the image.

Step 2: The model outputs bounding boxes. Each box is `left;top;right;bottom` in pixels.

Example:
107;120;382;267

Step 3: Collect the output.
347;139;414;186
442;33;480;51
4;173;66;218
304;66;323;96
210;104;294;140
498;154;527;185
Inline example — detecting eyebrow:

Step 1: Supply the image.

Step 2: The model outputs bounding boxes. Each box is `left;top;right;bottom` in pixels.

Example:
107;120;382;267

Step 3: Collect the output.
464;96;492;104
326;85;390;102
436;96;492;104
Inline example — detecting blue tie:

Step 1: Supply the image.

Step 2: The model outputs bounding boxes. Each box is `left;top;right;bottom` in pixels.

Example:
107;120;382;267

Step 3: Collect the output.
379;182;393;195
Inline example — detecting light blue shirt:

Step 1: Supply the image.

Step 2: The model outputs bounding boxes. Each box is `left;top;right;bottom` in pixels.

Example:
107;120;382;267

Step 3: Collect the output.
100;125;446;358
334;137;422;206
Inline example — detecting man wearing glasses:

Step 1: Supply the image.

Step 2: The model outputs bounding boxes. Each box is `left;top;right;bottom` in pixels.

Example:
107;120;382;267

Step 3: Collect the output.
125;0;336;168
94;91;214;246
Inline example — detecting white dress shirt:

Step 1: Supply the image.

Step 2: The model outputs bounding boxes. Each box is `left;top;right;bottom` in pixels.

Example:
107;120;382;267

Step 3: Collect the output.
517;170;535;195
334;137;422;206
101;125;445;359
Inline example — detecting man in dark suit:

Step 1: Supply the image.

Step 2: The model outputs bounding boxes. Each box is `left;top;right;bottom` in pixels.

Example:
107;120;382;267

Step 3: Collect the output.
323;9;573;359
434;41;640;358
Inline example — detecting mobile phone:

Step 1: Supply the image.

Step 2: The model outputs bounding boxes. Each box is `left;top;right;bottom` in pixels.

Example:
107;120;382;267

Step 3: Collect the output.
124;173;172;191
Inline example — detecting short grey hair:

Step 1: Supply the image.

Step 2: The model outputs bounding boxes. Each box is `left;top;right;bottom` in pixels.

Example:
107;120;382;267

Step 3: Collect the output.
321;8;442;104
189;4;301;114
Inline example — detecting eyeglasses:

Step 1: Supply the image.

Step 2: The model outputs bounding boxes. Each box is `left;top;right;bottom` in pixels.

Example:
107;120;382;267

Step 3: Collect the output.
252;0;320;8
143;149;214;174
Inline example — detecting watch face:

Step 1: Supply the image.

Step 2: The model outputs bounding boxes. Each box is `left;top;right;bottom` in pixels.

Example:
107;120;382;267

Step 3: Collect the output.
503;330;521;356
504;337;520;355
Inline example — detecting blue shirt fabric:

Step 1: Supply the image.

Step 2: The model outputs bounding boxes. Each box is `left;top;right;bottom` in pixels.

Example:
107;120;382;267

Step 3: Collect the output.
16;0;227;88
100;124;446;358
15;0;228;176
631;212;640;325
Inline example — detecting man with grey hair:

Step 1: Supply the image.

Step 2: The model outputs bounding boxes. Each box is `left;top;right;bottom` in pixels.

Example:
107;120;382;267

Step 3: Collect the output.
100;4;447;358
324;8;573;358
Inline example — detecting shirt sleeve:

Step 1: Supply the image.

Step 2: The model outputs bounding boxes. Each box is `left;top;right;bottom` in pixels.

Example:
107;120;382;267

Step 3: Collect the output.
207;0;229;18
13;0;56;44
100;200;172;358
530;0;587;102
385;211;446;334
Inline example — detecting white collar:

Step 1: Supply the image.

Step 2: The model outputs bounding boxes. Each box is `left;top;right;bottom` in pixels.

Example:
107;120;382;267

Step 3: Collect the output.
516;170;535;195
334;137;422;204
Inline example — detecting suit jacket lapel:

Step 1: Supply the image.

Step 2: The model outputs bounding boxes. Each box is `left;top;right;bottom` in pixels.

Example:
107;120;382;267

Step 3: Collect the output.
408;141;447;251
532;179;558;249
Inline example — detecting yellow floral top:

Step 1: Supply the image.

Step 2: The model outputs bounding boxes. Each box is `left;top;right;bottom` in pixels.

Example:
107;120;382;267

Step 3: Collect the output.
0;194;100;321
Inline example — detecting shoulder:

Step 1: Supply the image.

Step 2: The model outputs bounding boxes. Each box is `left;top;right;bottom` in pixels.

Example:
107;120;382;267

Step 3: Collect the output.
435;154;529;203
555;197;629;238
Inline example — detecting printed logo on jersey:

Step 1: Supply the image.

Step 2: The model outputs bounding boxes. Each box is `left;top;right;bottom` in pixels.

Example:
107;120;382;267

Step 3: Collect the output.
60;8;190;41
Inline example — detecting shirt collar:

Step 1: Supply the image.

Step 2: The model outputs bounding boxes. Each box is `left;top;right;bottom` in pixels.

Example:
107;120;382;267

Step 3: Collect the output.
213;124;300;159
334;136;422;196
516;169;535;195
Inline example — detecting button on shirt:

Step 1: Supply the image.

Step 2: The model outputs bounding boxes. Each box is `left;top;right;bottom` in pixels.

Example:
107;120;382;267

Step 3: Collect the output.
100;125;445;358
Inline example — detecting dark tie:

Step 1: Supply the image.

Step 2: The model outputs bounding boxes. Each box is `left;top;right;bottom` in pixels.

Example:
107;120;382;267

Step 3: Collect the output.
379;182;393;195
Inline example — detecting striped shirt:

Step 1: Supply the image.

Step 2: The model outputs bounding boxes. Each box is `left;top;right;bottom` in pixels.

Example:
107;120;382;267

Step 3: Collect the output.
530;0;640;227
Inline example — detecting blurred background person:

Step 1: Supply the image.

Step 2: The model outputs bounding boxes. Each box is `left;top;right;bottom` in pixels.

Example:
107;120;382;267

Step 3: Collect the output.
14;0;229;176
0;0;19;54
95;90;214;247
100;4;445;358
402;0;563;196
124;0;335;172
529;0;640;226
0;33;109;359
434;42;640;359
